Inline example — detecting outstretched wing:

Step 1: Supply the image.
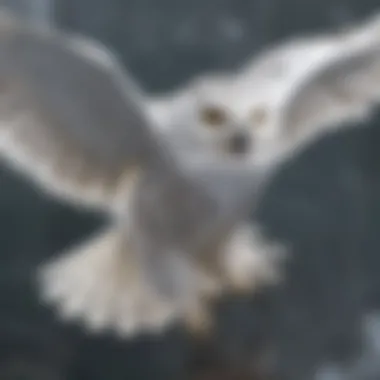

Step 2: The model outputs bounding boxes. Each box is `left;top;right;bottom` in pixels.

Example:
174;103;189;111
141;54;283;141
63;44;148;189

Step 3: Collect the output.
0;9;167;210
238;25;347;90
239;12;380;98
241;37;338;84
282;42;380;141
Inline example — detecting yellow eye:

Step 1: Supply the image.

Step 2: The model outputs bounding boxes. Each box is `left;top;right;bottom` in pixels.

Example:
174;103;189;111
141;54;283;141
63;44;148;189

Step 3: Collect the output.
200;106;227;127
250;106;268;126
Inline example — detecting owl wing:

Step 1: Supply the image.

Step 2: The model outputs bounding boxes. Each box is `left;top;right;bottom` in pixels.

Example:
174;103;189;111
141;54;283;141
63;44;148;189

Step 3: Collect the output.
0;9;172;211
241;12;380;90
342;11;380;46
239;30;344;89
281;41;380;143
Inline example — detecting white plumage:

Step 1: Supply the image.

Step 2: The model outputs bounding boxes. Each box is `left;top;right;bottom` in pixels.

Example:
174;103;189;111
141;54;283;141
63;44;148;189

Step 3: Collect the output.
0;8;379;338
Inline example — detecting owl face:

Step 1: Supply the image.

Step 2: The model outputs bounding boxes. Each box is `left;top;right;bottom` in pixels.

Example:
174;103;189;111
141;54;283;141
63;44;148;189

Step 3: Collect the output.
174;74;286;169
194;89;271;159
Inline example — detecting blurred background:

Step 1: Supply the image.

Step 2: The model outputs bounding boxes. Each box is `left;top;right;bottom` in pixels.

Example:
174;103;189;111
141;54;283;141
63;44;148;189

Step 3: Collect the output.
1;0;380;379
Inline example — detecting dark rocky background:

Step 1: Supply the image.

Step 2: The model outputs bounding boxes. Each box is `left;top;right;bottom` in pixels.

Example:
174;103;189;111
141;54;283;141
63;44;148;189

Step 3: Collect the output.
1;0;380;379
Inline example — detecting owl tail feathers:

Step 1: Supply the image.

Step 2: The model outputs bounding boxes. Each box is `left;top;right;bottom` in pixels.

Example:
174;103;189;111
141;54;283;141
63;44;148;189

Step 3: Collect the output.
37;228;183;337
37;228;221;338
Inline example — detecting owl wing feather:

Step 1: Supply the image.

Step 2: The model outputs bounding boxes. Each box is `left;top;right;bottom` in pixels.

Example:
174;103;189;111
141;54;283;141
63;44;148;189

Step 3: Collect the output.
0;9;171;211
282;42;380;142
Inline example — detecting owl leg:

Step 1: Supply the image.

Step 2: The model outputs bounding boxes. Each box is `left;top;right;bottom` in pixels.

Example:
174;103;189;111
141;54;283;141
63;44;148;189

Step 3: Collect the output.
220;223;286;294
183;300;214;338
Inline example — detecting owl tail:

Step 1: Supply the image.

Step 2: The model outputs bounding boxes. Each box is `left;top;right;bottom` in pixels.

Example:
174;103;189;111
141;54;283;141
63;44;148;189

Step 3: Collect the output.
37;227;220;337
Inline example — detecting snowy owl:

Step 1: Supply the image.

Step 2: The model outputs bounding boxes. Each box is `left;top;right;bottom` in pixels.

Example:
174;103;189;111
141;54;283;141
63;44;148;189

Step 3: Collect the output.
0;9;379;338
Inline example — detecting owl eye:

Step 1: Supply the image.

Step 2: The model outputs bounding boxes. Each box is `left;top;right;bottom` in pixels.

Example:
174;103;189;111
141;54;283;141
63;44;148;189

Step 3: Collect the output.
250;106;268;126
199;106;227;127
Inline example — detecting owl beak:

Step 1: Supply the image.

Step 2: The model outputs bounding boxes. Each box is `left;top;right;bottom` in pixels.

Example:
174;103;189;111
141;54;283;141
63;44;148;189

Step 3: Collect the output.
225;131;251;156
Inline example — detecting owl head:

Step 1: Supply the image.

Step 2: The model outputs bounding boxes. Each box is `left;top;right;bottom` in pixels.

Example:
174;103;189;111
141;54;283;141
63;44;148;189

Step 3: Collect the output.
145;71;287;171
